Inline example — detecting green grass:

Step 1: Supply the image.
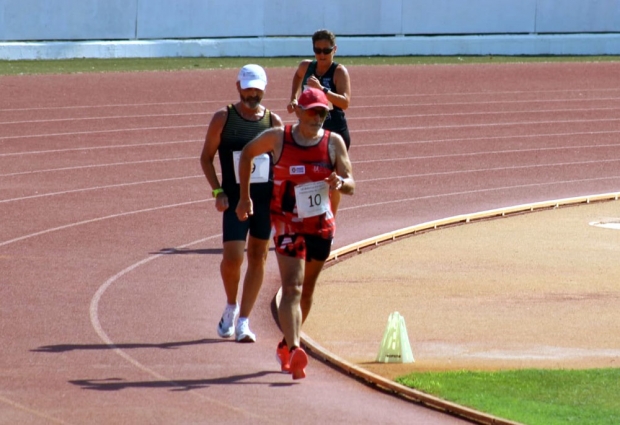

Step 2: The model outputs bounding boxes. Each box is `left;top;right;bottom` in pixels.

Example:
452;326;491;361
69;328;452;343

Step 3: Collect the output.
397;368;620;424
1;55;620;75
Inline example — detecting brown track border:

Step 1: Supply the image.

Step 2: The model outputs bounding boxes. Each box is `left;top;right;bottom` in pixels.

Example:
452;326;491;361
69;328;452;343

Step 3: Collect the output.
291;191;620;425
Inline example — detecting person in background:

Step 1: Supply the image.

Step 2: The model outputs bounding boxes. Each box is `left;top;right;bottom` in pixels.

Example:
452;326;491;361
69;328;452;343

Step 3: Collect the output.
200;64;283;343
236;87;355;379
287;29;352;217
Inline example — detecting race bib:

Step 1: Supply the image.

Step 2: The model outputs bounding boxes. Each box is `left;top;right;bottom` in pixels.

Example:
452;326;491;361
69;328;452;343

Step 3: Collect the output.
233;151;270;184
294;181;330;218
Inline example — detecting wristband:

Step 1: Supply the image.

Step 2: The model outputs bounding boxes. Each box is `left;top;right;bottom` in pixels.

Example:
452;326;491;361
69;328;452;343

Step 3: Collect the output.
212;188;224;198
335;176;344;191
322;86;329;94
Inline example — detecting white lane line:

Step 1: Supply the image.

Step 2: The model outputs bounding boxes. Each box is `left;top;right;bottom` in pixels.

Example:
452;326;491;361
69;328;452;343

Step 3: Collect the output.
0;111;208;126
0;199;209;248
347;106;620;121
2;115;618;143
0;139;201;157
2;104;618;127
358;88;620;98
0;124;204;141
0;156;196;177
341;175;620;212
3;156;619;204
353;158;620;184
0;394;73;425
351;116;620;134
360;129;620;148
3;128;620;158
0;175;203;203
88;235;276;420
1;87;619;112
354;142;620;164
349;96;620;109
2;141;618;179
0;100;216;112
3;173;618;249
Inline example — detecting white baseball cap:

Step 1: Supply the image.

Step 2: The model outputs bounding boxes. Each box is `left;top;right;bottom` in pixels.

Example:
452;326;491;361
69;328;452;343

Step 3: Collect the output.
237;64;267;90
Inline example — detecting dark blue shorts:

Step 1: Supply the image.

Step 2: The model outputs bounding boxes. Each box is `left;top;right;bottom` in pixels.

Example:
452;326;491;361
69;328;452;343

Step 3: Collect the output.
222;200;271;242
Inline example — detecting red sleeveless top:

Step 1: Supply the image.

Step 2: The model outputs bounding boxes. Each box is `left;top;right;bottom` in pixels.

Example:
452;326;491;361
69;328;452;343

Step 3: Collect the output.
270;125;336;239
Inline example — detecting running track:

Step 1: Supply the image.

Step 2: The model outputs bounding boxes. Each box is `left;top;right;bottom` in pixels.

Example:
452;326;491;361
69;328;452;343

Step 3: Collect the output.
1;62;619;424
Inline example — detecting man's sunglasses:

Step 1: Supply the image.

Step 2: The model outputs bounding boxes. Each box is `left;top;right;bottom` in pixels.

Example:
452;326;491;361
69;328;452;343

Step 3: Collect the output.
313;47;334;55
304;108;328;119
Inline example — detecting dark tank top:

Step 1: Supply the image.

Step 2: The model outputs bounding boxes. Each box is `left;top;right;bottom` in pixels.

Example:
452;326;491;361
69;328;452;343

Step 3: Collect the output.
218;104;273;203
302;61;348;136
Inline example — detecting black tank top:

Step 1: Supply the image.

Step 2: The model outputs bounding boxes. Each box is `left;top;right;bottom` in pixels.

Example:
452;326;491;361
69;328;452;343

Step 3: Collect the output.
218;104;273;203
302;61;348;135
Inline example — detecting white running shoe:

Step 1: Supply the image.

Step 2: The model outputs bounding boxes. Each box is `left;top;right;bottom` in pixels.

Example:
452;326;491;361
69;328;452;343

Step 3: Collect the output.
217;304;238;338
235;318;256;343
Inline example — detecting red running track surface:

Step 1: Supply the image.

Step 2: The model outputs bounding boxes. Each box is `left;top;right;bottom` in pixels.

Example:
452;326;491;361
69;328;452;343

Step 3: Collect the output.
1;62;619;424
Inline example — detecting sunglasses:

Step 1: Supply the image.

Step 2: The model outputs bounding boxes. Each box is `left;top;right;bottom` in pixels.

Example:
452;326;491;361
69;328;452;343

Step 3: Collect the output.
304;108;328;119
313;46;334;55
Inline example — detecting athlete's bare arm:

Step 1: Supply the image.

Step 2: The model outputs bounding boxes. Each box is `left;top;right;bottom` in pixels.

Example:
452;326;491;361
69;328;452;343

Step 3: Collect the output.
200;107;229;212
236;127;286;220
327;132;355;195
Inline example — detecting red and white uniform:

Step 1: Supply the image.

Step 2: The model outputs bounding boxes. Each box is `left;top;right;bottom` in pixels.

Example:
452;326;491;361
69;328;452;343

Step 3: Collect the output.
271;125;335;240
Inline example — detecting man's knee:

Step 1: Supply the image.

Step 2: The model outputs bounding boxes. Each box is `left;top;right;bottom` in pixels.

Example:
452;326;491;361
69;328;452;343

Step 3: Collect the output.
246;247;268;266
281;282;302;298
221;254;243;270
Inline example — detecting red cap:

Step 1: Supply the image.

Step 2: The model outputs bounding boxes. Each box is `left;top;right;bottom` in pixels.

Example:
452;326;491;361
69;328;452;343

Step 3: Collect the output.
298;87;329;110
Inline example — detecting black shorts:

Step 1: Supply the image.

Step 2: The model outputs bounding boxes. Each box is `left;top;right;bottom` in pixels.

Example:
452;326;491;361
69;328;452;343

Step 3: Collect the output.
338;127;351;151
324;125;350;150
222;200;271;242
273;233;332;262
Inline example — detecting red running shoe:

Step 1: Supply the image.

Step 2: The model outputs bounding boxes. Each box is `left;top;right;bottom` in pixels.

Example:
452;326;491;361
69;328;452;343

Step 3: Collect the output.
289;347;308;380
276;340;290;373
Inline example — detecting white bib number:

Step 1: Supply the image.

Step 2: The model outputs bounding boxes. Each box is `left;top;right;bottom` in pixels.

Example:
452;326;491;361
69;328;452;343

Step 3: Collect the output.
233;151;270;184
294;181;330;218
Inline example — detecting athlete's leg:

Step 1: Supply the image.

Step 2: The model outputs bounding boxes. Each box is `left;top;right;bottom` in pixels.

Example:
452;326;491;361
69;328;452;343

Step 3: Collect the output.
238;235;269;318
221;240;246;305
300;259;326;323
276;252;305;349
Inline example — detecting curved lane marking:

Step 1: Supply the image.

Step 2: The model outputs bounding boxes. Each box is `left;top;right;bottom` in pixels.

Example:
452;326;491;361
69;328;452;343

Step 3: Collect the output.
88;235;276;423
0;395;73;425
0;200;208;248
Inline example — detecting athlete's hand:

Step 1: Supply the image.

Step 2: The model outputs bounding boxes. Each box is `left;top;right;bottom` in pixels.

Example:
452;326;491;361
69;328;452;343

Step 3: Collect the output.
215;193;229;212
326;172;344;191
235;199;254;221
287;99;298;114
306;75;321;90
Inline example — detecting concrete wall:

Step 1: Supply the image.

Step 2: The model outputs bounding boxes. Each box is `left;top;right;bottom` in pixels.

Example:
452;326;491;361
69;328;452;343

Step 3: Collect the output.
1;0;619;59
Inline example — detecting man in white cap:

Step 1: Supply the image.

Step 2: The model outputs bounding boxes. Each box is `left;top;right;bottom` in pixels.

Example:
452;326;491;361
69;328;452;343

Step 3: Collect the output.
200;65;283;342
235;87;355;379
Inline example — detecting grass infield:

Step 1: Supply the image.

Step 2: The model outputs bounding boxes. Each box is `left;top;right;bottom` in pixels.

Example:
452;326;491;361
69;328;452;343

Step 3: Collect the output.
398;368;620;425
2;53;619;424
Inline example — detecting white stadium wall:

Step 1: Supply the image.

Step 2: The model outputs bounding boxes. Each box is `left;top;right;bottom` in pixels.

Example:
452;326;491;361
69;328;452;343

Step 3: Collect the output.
0;0;619;59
